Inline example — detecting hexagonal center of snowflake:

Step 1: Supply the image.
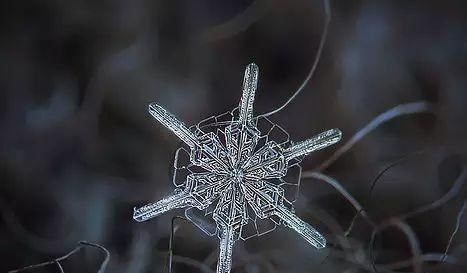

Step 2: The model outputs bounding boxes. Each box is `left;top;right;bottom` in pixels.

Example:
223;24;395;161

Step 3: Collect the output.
229;168;245;184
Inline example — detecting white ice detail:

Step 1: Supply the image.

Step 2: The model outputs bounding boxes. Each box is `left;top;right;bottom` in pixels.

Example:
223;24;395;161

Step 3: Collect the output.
134;63;342;273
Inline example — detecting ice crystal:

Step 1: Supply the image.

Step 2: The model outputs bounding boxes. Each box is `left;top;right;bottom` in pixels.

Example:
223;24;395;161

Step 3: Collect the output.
133;63;342;273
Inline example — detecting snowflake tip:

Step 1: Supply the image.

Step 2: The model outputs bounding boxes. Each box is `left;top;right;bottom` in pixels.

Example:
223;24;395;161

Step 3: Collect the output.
148;102;198;148
284;128;342;160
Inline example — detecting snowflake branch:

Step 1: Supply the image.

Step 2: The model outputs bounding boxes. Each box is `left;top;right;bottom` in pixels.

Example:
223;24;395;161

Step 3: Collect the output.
148;103;198;148
239;63;259;126
133;190;200;222
284;129;342;161
216;225;238;273
275;205;326;249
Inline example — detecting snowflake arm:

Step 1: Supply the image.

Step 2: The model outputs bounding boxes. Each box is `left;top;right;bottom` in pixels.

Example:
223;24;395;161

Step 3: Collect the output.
217;224;237;273
213;185;247;273
242;180;325;248
227;63;260;165
134;173;228;222
149;103;231;173
148;103;199;148
133;190;200;222
274;205;326;248
239;63;258;126
283;128;342;161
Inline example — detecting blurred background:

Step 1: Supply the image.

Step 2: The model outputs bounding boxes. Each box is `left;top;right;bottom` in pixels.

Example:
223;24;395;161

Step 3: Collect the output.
1;0;466;272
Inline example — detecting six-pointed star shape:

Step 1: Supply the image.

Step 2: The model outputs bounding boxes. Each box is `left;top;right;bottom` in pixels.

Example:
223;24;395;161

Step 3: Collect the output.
133;63;342;273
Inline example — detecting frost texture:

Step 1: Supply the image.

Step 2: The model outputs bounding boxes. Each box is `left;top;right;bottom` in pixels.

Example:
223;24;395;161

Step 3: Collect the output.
133;63;342;273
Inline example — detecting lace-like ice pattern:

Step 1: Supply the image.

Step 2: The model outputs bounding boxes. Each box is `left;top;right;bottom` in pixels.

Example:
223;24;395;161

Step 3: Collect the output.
133;63;342;273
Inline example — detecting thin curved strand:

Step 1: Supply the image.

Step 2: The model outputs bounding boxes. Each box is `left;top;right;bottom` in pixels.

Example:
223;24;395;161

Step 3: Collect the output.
199;0;269;42
169;216;188;273
7;245;82;273
398;170;466;220
259;0;331;118
80;241;111;273
55;261;65;273
8;241;109;273
0;200;73;253
382;253;458;270
345;151;425;236
442;200;466;262
324;249;457;272
167;216;217;273
366;152;427;200
370;218;422;273
125;231;151;273
315;101;434;171
302;171;368;218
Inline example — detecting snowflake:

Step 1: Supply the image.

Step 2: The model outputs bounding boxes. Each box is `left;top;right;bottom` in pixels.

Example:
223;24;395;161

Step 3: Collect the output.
133;63;342;273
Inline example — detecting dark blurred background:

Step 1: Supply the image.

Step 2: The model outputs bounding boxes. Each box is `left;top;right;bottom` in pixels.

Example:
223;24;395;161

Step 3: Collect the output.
1;0;467;272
